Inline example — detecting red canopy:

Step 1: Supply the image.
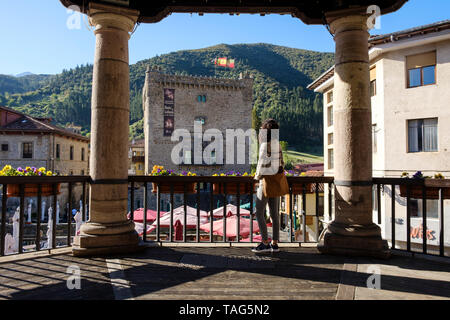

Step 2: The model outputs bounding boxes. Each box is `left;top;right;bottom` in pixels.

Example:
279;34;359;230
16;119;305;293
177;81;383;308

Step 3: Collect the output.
211;204;251;217
128;208;166;223
200;216;260;238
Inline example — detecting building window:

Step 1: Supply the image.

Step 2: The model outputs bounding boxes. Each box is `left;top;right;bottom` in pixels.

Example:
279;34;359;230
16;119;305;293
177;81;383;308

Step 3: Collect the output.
22;142;33;159
406;51;436;88
1;144;8;151
369;66;377;97
372;124;378;153
81;170;85;176
81;148;85;161
327;91;333;104
70;146;74;160
328;133;333;146
194;117;206;125
56;144;60;159
197;95;206;103
327;106;333;127
370;80;377;97
408;118;438;153
70;171;73;176
328;149;334;170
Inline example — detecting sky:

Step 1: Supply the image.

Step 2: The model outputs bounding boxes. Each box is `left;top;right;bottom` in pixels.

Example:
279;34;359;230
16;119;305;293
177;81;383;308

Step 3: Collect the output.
0;0;449;75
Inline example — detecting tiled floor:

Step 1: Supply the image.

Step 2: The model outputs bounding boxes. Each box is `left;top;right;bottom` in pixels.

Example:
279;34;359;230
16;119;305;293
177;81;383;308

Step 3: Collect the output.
0;246;449;300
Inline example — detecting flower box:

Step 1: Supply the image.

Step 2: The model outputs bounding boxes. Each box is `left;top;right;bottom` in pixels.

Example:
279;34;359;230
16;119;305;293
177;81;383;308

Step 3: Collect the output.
213;182;255;195
399;185;450;200
152;182;196;194
289;182;323;195
7;183;61;197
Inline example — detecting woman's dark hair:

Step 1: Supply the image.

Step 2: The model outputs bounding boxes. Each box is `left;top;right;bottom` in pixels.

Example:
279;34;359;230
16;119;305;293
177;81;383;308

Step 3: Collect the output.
259;118;279;143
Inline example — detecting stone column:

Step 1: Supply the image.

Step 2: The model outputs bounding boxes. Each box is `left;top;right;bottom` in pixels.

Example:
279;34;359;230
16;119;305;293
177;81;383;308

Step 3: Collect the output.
72;3;141;256
318;13;389;258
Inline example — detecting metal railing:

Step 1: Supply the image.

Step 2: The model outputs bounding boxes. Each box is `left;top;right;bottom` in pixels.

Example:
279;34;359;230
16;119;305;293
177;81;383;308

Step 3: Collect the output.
128;176;334;244
373;177;449;258
1;175;448;258
0;176;89;256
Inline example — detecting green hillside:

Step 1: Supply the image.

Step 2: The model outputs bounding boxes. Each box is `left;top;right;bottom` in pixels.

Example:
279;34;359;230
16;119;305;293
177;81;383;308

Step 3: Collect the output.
0;43;334;147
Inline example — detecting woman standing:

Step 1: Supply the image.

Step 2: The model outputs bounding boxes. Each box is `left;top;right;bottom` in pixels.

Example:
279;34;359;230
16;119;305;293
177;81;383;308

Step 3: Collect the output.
252;119;284;253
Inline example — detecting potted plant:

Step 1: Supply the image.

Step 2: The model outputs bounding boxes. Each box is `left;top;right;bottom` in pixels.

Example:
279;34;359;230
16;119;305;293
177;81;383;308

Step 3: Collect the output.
284;171;323;195
0;165;60;197
150;165;196;194
399;171;450;199
212;171;255;195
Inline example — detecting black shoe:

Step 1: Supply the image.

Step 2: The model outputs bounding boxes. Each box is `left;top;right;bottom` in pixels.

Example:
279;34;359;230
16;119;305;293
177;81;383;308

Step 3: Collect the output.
271;243;280;252
252;242;272;253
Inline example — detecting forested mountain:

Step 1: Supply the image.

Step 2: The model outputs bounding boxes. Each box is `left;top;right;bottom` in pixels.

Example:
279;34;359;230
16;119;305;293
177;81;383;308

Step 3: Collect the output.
0;43;334;149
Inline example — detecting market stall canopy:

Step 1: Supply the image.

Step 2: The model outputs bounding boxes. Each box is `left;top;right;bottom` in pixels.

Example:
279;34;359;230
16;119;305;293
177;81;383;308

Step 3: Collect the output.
144;206;209;234
128;208;166;223
200;215;260;238
59;0;408;25
211;204;251;218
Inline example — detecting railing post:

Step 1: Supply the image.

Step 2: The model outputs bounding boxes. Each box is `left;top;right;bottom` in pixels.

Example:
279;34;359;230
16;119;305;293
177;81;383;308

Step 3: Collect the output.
422;185;427;254
391;184;396;250
302;184;306;243
67;182;73;246
196;182;200;243
209;182;213;243
183;183;187;242
36;184;42;251
223;183;228;243
130;181;135;221
438;188;444;257
1;184;7;256
19;184;25;254
170;184;174;242
157;183;161;242
236;182;240;243
315;183;319;242
143;182;148;242
406;185;411;253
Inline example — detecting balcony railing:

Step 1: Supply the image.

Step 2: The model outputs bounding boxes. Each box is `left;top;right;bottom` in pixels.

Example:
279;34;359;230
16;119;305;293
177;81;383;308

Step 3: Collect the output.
132;156;145;163
0;176;89;256
0;175;448;258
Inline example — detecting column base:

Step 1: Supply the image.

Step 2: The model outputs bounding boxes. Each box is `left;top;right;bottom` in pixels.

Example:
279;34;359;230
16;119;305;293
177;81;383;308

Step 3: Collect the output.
72;230;143;257
318;229;391;259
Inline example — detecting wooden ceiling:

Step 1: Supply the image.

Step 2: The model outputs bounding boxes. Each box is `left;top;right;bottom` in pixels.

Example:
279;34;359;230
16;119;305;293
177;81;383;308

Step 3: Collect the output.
60;0;408;25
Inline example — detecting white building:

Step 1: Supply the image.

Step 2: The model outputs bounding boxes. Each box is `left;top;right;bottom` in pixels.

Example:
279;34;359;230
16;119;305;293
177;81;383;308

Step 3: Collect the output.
308;20;450;254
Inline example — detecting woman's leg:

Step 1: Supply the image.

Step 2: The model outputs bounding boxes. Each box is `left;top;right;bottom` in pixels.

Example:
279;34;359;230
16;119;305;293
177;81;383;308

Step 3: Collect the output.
255;182;269;243
268;196;280;243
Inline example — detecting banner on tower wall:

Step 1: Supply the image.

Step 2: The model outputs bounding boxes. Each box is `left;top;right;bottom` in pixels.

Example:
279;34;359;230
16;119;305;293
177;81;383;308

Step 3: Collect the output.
163;88;175;136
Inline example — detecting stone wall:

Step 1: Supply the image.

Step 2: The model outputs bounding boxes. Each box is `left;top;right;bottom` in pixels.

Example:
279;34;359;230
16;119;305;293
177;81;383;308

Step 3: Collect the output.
143;68;254;176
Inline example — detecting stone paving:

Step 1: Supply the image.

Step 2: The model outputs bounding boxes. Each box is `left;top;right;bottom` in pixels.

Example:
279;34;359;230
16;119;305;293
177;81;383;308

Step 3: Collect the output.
0;246;449;300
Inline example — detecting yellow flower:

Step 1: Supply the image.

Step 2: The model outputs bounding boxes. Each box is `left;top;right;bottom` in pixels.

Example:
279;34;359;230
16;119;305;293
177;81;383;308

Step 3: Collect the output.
46;171;53;176
25;166;31;172
3;165;11;171
213;174;218;176
220;173;225;176
243;172;248;176
300;172;306;176
38;167;46;172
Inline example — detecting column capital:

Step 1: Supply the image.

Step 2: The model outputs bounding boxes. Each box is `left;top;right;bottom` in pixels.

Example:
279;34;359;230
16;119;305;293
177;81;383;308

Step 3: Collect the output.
326;11;370;35
88;2;139;34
